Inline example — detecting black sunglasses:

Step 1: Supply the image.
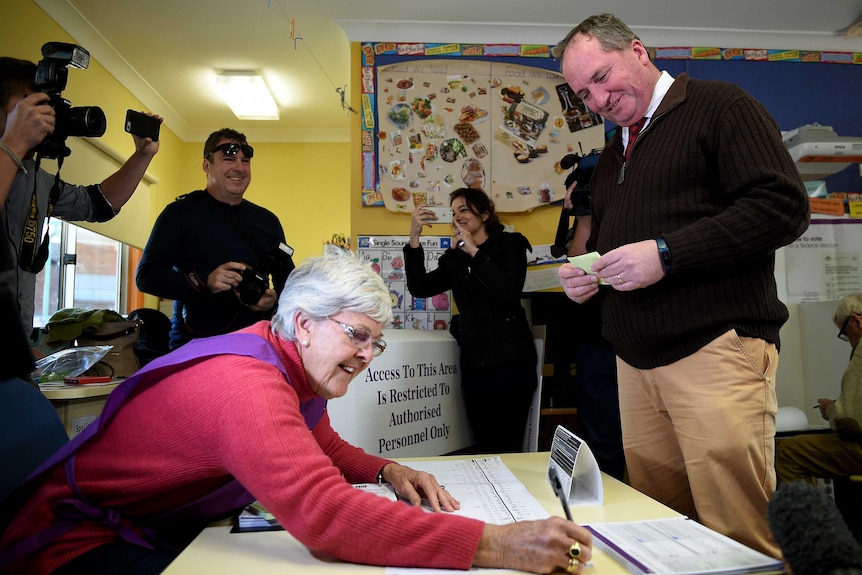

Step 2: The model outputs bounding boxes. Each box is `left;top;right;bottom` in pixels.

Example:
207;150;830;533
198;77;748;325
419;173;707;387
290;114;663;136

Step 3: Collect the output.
206;142;254;159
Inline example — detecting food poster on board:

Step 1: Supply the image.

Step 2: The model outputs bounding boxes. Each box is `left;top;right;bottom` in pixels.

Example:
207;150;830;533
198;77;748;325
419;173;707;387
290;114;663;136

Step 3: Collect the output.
357;235;453;330
375;59;602;213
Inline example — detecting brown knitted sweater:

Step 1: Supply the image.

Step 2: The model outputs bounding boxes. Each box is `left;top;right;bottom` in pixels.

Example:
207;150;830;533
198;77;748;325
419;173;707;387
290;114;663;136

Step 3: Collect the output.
588;73;809;369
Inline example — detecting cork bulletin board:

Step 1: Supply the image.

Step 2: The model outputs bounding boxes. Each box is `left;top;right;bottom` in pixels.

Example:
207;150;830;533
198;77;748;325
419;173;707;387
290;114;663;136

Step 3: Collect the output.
360;45;602;214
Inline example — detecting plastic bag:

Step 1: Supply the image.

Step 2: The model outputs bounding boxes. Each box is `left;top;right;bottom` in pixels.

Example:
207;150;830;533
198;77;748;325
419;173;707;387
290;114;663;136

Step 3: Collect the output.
31;345;112;382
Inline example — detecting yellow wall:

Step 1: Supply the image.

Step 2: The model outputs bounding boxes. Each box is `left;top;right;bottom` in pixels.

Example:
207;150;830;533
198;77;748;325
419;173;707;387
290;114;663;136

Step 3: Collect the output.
2;1;352;265
3;1;567;301
1;0;186;249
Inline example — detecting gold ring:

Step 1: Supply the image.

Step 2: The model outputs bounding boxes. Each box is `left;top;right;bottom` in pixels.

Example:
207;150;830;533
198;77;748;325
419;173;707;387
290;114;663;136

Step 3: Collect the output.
566;557;577;573
568;541;581;559
617;274;623;285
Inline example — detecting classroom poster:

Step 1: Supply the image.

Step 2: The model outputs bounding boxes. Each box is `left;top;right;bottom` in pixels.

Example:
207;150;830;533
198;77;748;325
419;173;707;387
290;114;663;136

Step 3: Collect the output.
357;234;453;330
784;218;862;303
372;59;601;213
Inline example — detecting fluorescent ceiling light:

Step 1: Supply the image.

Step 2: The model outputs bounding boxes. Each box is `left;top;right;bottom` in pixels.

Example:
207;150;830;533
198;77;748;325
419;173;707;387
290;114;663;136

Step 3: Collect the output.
215;70;279;120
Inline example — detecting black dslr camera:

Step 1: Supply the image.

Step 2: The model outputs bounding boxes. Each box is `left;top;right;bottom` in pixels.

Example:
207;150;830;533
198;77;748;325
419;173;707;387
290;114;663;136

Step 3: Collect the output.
558;149;600;215
33;42;107;159
550;149;601;258
237;243;294;306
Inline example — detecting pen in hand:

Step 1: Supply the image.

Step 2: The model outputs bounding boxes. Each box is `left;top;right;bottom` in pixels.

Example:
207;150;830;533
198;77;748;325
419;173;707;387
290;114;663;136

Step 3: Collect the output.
549;468;573;521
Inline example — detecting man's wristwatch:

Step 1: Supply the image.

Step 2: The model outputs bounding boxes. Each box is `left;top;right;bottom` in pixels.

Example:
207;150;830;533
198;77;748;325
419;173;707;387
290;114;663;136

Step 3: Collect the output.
656;238;672;274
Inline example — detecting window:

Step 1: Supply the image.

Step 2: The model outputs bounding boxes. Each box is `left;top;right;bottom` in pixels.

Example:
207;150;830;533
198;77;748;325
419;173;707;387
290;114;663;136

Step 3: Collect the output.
33;222;127;328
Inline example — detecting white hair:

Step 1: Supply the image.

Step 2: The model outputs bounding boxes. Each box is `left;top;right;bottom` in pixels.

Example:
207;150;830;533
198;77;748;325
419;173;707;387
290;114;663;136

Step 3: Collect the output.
270;245;392;340
834;293;862;328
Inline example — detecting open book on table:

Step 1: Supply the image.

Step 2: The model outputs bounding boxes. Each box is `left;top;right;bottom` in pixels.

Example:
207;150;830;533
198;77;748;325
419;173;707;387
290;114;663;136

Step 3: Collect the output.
587;517;784;575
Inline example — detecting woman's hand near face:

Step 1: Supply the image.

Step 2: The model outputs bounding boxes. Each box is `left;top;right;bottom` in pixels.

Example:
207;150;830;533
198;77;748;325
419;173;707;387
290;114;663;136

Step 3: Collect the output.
474;518;593;574
380;462;459;512
452;222;477;256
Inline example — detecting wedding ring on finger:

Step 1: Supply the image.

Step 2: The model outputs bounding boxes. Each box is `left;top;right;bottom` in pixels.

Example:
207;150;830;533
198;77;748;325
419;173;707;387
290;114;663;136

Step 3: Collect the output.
566;557;577;573
457;240;465;248
617;274;623;285
568;541;581;560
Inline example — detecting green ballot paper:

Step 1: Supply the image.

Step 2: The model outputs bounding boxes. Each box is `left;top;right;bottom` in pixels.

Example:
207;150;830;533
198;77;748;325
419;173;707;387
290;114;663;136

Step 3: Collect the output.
567;251;607;285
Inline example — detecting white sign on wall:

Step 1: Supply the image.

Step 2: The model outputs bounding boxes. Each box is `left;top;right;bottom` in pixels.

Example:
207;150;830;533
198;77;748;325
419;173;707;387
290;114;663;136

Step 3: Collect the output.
328;330;473;457
784;218;862;303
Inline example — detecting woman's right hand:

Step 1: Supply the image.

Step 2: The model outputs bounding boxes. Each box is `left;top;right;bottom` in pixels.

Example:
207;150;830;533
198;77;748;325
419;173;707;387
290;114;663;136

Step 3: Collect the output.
473;518;593;574
409;206;435;247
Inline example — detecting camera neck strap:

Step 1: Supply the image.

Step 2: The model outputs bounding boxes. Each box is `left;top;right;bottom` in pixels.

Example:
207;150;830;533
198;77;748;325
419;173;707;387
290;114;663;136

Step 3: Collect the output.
19;155;64;274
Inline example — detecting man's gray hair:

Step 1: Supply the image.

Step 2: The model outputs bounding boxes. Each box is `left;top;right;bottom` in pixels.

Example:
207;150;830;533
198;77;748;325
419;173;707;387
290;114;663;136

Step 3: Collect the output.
271;245;392;340
834;293;862;328
552;13;640;61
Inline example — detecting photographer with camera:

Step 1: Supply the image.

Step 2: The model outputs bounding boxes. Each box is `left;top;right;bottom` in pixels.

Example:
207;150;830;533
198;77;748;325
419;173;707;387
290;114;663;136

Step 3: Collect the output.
0;45;162;336
551;149;625;482
136;128;294;349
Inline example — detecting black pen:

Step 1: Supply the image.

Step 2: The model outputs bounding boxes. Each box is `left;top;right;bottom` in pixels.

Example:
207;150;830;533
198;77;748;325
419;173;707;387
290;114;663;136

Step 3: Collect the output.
549;468;573;521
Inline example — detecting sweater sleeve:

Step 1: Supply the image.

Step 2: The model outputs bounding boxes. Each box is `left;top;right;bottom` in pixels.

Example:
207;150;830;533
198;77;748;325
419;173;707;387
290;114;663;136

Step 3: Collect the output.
136;202;210;301
403;244;453;298
213;357;484;569
664;91;809;273
827;347;862;435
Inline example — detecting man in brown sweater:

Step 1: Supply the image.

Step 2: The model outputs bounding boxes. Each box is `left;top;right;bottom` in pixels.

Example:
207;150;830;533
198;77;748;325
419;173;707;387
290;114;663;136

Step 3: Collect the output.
555;14;809;557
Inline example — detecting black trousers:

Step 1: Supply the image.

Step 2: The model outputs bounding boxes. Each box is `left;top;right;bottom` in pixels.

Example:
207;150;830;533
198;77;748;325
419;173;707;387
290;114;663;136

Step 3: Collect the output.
460;359;537;454
574;343;625;481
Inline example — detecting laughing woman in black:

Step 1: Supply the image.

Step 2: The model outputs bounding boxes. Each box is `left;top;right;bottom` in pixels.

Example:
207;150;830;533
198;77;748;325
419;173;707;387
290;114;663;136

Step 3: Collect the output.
404;188;536;453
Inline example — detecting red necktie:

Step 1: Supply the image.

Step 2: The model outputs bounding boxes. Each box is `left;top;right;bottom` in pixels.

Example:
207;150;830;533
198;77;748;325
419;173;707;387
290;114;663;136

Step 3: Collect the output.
625;117;647;159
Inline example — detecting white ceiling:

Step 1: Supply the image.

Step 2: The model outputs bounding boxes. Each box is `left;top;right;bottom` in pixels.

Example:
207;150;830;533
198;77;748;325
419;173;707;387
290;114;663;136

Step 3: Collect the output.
35;0;862;144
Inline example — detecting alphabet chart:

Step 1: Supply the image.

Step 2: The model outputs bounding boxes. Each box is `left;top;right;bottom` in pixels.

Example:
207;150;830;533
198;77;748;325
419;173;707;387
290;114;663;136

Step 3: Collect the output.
357;235;453;330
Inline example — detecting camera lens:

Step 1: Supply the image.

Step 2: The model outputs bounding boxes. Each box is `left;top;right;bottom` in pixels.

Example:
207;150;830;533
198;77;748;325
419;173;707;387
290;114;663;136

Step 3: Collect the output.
65;106;107;137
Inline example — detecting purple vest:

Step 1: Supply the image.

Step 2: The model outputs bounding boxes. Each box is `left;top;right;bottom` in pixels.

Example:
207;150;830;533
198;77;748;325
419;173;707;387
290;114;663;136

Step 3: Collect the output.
0;332;326;567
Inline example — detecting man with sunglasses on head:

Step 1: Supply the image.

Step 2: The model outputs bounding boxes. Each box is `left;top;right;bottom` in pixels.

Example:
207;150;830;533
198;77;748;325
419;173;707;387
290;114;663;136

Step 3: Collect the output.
0;56;161;336
137;128;294;349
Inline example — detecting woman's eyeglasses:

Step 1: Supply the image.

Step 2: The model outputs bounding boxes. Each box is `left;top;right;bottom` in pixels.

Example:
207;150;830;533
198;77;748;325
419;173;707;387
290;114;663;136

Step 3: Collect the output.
206;142;254;159
327;317;386;357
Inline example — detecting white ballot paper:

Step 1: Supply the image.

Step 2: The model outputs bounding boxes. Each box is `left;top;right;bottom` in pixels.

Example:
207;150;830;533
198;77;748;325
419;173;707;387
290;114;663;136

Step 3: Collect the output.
547;425;603;506
386;457;549;575
568;251;607;285
399;456;550;524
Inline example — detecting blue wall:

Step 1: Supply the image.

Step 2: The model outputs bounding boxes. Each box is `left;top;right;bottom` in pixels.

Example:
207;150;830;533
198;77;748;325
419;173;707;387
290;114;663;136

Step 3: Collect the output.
661;59;862;192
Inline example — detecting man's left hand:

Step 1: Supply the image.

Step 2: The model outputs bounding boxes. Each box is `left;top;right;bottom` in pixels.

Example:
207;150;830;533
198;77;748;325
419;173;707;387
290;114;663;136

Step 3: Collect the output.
593;240;666;290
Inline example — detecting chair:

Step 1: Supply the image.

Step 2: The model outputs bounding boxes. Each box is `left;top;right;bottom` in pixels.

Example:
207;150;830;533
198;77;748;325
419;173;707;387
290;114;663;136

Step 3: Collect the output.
128;307;171;366
0;378;69;503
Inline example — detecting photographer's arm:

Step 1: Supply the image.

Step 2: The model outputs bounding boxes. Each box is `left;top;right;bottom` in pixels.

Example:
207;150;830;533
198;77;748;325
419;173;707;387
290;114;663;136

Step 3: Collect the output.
98;114;162;211
568;215;592;257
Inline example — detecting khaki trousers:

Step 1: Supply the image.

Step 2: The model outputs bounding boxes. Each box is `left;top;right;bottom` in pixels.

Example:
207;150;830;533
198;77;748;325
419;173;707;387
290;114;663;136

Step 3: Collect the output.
617;329;780;558
776;432;862;483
